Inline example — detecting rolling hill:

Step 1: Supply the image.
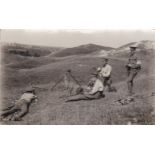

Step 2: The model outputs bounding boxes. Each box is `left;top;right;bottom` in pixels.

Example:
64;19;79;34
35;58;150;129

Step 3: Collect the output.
1;41;155;124
113;40;155;55
53;43;115;57
1;43;63;64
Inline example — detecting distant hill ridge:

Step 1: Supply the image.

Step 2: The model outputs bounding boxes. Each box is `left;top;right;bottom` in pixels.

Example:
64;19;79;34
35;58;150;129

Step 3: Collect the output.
2;40;155;59
54;43;115;57
111;40;155;56
118;40;155;50
2;42;63;57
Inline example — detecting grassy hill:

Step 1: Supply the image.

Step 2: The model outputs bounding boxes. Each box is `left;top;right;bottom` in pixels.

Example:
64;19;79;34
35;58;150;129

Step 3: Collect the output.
117;42;137;50
53;44;114;57
1;42;155;124
114;40;155;55
1;43;63;64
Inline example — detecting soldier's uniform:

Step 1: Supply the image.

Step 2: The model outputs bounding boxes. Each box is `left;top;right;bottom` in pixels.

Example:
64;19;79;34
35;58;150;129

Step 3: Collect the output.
97;62;113;92
66;76;104;102
126;46;141;95
1;89;37;121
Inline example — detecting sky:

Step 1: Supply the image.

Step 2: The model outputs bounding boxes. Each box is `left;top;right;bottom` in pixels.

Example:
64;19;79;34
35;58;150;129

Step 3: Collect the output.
1;29;155;48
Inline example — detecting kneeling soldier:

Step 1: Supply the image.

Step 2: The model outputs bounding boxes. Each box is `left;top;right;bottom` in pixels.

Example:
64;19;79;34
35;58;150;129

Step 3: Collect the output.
65;73;105;102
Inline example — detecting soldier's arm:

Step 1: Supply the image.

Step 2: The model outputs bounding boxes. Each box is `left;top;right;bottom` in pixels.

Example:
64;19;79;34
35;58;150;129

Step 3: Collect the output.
130;60;142;69
88;81;98;95
32;95;38;102
102;66;112;77
13;104;28;120
97;67;101;72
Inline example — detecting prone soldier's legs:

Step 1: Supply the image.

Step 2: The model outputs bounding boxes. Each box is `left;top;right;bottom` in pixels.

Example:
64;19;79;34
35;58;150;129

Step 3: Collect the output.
65;92;103;102
12;103;29;120
65;94;88;102
1;105;20;118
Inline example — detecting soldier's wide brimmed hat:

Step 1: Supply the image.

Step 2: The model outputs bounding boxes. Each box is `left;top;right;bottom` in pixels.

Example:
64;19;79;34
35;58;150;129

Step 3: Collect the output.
129;44;138;49
102;57;108;61
24;88;35;93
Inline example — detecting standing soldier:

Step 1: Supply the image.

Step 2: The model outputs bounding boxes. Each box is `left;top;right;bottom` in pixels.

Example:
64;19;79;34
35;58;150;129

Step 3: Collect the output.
97;58;113;92
126;45;142;96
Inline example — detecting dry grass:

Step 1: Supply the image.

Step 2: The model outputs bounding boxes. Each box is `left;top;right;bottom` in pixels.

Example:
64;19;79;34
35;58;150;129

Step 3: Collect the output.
1;45;155;125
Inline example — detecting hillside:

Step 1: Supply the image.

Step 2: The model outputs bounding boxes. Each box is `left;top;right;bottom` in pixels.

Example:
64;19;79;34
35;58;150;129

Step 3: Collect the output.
117;42;137;50
1;41;155;124
3;55;155;124
113;40;155;55
53;43;114;57
1;43;63;64
118;40;155;50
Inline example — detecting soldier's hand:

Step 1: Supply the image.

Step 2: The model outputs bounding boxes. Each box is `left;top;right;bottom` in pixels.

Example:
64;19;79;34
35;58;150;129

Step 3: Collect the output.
34;99;38;102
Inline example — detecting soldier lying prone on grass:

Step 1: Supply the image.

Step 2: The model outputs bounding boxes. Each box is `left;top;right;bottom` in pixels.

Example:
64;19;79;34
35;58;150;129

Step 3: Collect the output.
0;88;38;121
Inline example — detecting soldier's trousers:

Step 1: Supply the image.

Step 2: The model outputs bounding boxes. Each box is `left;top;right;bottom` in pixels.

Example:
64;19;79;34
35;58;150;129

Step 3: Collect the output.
1;99;29;118
127;69;138;95
66;91;103;102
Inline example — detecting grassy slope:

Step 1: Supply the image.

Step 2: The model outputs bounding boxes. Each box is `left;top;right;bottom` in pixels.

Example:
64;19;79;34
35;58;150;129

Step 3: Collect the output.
53;44;114;57
1;46;155;124
2;74;155;125
3;56;128;90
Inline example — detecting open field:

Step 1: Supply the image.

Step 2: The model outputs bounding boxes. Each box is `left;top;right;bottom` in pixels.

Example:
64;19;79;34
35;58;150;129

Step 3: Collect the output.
1;42;155;125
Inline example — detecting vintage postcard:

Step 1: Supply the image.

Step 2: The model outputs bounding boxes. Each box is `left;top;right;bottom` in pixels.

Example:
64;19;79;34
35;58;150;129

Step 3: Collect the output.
0;29;155;124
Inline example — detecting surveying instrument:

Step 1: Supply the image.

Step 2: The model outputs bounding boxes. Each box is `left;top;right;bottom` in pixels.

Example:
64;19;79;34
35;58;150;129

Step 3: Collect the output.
50;69;83;96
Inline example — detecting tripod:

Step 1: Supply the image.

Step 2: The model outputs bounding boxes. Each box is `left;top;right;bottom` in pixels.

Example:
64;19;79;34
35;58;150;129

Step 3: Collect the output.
50;70;82;96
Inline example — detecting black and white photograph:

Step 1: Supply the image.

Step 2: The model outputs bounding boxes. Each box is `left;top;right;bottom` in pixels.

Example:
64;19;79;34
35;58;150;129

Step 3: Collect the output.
1;0;155;155
0;29;155;125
